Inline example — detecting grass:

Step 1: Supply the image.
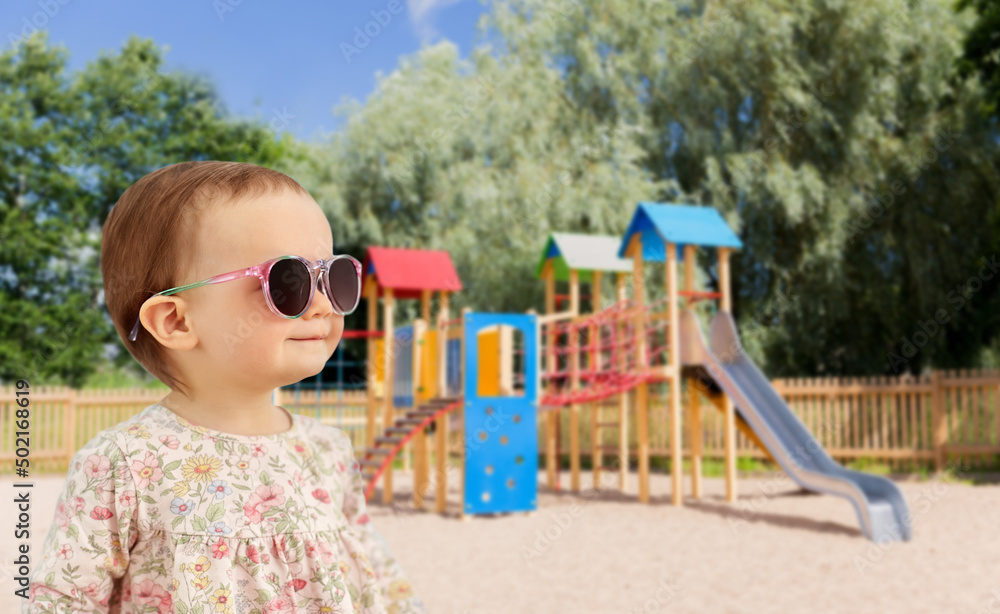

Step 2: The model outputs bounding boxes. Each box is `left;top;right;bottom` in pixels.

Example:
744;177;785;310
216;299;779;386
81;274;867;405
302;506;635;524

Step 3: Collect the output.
539;454;778;477
845;457;893;476
844;456;1000;484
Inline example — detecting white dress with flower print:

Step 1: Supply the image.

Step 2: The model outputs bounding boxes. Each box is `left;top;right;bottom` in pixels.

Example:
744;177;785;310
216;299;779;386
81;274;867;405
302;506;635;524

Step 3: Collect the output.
23;402;426;614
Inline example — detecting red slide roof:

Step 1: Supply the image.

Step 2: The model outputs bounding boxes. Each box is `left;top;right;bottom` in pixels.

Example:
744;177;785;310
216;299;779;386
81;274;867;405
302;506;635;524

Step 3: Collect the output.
363;247;463;299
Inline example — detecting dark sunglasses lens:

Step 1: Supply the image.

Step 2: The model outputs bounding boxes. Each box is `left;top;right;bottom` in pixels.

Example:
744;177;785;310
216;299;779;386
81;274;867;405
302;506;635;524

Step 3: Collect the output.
327;258;360;313
270;258;312;316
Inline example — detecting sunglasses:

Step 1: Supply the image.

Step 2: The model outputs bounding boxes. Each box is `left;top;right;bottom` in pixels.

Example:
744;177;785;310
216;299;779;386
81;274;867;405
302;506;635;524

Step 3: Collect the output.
128;254;362;342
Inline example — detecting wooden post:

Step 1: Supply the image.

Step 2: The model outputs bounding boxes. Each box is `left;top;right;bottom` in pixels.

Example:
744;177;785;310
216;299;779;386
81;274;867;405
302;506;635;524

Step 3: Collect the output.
629;235;650;503
413;318;428;510
416;292;433;508
591;271;603;311
636;384;649;503
366;280;379;449
591;401;602;489
683;244;702;498
719;248;732;312
435;302;449;514
666;242;682;506
589;270;602;490
569;269;580;492
569;269;580;315
932;370;946;472
434;291;451;514
631;236;646;367
718;247;736;503
616;272;628;492
438;291;450;396
544;263;559;490
435;407;449;514
459;306;471;520
683;245;697;302
688;384;702;499
382;288;395;505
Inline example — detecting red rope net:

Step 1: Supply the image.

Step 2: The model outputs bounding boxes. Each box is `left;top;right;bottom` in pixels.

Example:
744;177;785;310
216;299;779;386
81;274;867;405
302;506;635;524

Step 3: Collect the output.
538;299;672;407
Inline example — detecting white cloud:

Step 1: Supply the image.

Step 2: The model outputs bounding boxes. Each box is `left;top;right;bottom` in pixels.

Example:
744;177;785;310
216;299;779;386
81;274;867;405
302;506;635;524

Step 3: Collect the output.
406;0;466;42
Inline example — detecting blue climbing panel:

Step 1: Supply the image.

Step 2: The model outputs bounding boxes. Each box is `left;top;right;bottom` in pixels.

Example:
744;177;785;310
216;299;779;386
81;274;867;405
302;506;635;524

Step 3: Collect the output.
463;313;538;514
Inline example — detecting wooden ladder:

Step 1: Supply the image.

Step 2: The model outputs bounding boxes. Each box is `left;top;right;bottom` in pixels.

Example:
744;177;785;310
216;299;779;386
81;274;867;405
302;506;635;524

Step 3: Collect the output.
591;393;629;491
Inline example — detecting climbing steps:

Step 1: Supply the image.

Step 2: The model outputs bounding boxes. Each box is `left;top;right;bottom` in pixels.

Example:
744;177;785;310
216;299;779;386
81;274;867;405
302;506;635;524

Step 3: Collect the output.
360;396;464;502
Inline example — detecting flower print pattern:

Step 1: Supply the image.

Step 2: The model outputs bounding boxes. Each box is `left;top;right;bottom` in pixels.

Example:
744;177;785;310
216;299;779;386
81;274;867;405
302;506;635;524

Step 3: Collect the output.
24;402;426;614
207;479;232;499
158;434;180;449
312;488;331;504
210;587;234;614
171;497;195;516
83;454;110;480
209;521;233;536
243;484;286;524
131;451;163;490
182;453;222;483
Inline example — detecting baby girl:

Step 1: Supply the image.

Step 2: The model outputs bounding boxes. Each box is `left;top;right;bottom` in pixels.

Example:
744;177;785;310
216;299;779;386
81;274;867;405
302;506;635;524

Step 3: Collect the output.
24;161;426;614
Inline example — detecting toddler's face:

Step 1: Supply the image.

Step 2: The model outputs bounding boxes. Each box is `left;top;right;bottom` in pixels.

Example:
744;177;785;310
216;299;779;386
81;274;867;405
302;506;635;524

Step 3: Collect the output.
174;188;344;393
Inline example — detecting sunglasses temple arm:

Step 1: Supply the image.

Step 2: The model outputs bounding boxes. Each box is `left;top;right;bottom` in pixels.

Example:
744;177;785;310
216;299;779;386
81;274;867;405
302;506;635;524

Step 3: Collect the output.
128;267;259;342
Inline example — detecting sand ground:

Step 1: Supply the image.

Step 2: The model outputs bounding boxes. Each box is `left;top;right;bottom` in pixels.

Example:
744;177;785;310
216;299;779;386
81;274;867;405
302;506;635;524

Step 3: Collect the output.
3;470;999;614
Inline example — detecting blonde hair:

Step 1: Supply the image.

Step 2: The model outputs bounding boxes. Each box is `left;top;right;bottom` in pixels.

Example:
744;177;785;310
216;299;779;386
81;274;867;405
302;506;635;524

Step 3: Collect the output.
101;161;309;394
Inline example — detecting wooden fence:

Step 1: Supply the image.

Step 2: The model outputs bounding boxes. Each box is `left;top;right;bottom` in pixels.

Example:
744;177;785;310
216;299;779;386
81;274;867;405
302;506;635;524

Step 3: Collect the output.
0;387;371;475
555;369;1000;472
3;369;998;474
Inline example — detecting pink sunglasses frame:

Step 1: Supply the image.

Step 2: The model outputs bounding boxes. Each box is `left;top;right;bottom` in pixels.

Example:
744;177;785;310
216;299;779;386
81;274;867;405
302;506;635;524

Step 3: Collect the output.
128;254;362;342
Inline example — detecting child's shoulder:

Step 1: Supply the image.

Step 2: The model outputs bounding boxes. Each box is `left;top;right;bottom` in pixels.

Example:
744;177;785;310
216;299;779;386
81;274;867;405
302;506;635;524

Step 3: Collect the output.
72;403;167;459
291;412;355;452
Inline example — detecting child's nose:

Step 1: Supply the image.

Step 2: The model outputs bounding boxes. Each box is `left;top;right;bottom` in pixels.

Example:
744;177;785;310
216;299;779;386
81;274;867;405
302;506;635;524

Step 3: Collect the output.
304;274;335;318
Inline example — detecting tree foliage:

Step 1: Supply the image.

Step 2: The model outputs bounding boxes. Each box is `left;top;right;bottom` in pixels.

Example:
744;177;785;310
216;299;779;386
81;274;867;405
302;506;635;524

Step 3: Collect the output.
0;33;292;386
7;0;1000;385
296;42;659;318
300;0;1000;376
956;0;1000;119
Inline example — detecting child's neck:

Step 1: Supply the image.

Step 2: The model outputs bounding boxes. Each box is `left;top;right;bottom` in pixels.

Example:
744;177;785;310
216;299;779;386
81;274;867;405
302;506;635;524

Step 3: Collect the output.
160;390;292;437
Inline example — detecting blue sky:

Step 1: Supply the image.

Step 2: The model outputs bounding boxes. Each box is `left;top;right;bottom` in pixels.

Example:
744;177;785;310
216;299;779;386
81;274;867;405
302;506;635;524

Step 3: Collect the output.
2;0;490;141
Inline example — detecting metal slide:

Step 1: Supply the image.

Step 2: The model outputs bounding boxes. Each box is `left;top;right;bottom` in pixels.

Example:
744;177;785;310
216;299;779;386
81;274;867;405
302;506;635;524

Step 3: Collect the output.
680;310;912;542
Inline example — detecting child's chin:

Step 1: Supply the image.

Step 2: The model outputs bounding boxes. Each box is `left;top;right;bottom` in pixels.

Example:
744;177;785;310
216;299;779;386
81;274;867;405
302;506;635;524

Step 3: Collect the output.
287;358;328;379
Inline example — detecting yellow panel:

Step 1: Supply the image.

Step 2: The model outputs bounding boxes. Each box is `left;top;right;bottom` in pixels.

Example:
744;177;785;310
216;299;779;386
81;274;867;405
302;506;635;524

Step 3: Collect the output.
420;329;438;399
373;338;385;390
478;328;500;396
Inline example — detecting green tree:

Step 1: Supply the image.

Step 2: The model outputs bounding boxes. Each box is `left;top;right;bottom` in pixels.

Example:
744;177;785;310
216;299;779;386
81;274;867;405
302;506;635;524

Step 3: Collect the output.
312;0;1000;376
0;33;292;387
956;0;1000;119
298;41;660;314
955;0;1000;368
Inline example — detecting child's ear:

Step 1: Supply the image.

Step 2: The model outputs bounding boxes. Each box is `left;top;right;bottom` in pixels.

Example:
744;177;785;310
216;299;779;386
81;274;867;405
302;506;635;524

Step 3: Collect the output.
139;296;198;350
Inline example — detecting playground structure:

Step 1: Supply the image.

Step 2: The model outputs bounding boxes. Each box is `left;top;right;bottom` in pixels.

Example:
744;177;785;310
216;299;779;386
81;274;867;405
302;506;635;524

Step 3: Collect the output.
352;203;912;542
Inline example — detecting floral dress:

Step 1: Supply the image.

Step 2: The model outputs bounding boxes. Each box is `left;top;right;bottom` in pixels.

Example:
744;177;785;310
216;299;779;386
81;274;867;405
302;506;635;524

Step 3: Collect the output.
24;402;426;614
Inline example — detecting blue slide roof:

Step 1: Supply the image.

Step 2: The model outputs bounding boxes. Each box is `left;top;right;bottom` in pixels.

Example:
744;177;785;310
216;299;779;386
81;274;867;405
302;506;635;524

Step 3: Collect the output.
617;203;743;261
